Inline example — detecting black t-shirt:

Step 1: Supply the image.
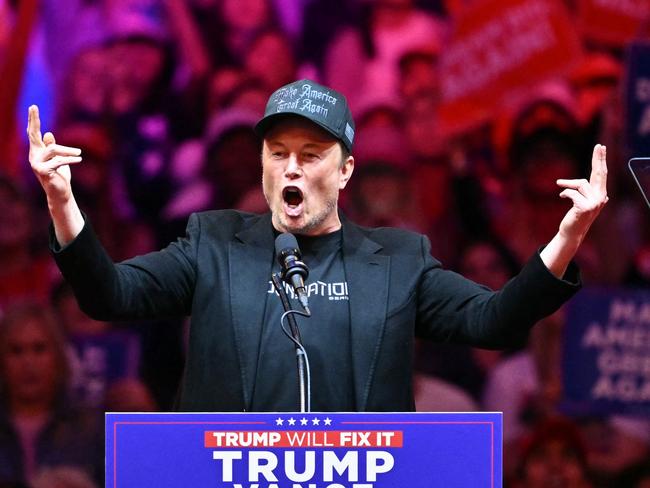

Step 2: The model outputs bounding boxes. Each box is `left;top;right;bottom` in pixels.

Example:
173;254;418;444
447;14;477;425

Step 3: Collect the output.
250;229;355;411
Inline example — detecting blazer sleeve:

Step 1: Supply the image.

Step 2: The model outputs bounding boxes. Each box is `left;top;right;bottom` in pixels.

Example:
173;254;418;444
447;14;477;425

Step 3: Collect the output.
50;214;199;321
415;235;581;349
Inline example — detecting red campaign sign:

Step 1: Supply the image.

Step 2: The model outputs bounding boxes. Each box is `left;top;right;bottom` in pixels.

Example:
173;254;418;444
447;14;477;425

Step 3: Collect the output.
579;0;649;47
437;0;583;136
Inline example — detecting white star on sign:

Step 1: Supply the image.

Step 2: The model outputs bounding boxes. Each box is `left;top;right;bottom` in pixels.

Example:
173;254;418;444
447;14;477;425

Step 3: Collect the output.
323;417;332;426
288;417;296;426
275;417;284;426
312;418;320;426
300;417;308;426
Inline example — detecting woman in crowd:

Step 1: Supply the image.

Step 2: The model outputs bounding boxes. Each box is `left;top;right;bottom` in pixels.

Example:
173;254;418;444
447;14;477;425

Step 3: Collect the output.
0;304;102;485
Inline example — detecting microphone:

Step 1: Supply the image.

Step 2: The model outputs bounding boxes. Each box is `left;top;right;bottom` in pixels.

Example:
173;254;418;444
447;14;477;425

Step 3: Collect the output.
275;233;310;314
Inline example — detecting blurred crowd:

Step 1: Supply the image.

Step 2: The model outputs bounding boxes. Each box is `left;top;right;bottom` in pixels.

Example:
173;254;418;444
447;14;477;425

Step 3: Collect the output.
1;0;650;486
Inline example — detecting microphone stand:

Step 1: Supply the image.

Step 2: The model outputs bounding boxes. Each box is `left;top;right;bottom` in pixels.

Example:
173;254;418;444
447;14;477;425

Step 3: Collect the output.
271;273;310;413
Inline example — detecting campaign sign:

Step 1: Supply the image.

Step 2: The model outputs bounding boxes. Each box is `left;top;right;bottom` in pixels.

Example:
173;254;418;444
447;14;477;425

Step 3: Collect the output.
563;288;650;417
437;0;582;136
624;42;650;158
578;0;649;47
106;412;502;487
68;331;141;409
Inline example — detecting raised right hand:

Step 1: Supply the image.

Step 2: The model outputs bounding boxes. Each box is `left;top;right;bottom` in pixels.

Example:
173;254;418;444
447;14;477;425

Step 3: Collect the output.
27;105;82;205
28;105;85;245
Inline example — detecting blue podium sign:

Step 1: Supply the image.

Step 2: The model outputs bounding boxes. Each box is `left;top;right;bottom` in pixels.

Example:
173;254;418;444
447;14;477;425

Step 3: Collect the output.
106;412;501;487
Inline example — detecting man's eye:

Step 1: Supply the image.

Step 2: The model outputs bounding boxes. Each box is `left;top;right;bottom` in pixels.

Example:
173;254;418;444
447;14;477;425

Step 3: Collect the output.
303;153;319;160
271;152;284;158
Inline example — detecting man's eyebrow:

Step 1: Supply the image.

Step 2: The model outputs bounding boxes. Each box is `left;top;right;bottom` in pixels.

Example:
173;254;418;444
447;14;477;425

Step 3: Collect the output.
266;140;286;148
266;140;333;150
302;142;331;150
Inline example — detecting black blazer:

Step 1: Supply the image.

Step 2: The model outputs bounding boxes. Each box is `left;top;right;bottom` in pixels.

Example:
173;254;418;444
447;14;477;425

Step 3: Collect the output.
52;210;580;411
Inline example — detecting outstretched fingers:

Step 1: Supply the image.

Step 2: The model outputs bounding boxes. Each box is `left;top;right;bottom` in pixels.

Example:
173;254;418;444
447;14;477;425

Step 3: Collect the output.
41;156;83;172
42;143;82;160
559;188;589;207
556;178;592;194
556;144;609;208
29;141;83;173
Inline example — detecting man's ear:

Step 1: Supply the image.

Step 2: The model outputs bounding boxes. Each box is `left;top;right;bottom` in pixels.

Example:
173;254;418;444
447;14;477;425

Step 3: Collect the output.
339;156;354;189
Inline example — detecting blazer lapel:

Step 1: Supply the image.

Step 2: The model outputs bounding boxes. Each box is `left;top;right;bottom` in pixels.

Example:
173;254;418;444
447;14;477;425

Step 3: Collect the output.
342;218;390;411
229;213;275;411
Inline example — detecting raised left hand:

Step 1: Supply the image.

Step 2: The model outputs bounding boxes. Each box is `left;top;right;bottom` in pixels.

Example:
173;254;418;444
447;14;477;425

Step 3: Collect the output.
556;144;609;244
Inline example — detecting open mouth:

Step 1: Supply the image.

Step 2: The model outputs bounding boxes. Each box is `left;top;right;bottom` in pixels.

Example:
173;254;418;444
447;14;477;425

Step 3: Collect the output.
283;186;303;207
282;186;304;216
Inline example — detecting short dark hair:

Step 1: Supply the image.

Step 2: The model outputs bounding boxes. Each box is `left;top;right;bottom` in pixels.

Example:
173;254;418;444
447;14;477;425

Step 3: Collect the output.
339;142;351;166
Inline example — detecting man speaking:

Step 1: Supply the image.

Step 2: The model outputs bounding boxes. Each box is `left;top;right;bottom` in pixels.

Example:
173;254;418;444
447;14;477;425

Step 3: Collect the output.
27;79;608;412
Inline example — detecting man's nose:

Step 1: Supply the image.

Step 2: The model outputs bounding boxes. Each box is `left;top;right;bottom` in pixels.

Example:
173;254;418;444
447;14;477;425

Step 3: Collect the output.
284;154;302;178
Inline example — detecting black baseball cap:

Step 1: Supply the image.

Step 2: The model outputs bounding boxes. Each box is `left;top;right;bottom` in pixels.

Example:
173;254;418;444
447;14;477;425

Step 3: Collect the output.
254;79;355;152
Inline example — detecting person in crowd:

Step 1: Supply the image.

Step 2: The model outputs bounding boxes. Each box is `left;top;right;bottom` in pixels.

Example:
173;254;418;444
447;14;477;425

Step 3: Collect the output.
56;45;110;127
413;367;478;413
203;108;264;210
0;177;54;313
324;0;446;110
483;309;565;475
511;417;593;488
104;378;158;412
581;416;650;486
162;106;262;229
299;0;356;69
501;99;585;263
182;0;277;68
569;52;622;147
102;32;184;230
348;160;420;230
50;123;120;255
397;48;440;105
51;282;109;338
31;466;98;488
243;28;297;93
0;304;102;485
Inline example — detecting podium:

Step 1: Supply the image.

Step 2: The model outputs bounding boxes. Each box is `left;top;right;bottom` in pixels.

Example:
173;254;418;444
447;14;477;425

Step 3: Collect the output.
106;412;502;487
